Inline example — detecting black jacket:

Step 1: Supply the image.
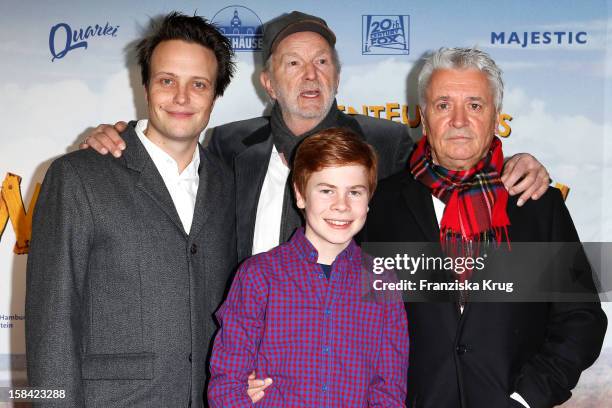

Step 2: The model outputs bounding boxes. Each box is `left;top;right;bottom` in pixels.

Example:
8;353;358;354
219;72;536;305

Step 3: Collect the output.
206;108;413;262
364;170;607;408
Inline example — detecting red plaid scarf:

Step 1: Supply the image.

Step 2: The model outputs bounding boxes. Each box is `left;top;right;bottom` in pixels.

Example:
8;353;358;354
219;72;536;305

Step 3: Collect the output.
410;135;510;252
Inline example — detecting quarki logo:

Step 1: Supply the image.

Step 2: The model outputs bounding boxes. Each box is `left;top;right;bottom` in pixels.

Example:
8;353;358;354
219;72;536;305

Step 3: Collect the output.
490;31;587;48
49;21;120;61
211;5;263;52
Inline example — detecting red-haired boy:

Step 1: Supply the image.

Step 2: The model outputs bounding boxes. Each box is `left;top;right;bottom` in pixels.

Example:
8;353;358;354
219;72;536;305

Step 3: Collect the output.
208;128;409;407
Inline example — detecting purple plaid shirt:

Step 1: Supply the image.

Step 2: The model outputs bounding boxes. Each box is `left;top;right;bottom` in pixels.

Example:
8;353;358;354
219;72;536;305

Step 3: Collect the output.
208;228;409;407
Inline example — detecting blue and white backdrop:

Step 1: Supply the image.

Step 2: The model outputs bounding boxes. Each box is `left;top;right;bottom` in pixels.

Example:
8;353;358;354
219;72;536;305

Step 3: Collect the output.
1;1;611;405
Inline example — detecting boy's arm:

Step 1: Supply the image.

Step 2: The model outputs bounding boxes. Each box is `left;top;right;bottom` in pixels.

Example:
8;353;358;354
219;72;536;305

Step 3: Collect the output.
368;298;409;407
208;259;269;407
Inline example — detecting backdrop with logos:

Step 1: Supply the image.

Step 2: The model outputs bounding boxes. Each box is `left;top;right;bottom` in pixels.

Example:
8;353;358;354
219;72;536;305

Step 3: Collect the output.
1;0;611;404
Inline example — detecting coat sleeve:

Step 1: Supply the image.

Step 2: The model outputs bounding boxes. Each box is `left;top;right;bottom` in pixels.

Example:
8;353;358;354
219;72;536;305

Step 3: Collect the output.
207;259;269;407
204;126;234;168
26;158;93;407
513;190;607;408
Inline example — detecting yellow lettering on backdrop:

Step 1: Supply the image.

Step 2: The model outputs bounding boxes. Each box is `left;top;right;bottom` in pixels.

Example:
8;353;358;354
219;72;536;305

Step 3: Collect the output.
0;173;41;254
386;103;401;121
498;113;513;137
401;105;421;128
339;104;423;127
339;104;515;133
369;105;385;118
554;183;570;201
336;105;571;200
0;196;8;237
338;102;524;137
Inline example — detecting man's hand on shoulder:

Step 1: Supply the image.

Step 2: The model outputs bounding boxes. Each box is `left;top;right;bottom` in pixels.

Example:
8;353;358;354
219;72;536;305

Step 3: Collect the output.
80;121;128;157
501;153;550;207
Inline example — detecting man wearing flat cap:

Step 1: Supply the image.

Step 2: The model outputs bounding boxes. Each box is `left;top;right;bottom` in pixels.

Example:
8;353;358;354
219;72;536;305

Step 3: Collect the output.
83;10;551;264
210;10;418;262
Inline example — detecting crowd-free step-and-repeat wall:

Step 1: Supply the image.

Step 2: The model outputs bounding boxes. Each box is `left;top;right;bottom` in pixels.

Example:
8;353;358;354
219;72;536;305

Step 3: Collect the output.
1;0;611;404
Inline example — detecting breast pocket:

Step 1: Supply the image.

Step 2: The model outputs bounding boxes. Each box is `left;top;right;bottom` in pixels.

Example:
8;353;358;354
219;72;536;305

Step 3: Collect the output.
263;294;320;347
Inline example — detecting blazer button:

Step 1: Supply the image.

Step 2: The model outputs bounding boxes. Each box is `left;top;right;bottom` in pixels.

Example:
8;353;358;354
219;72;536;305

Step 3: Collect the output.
190;244;197;254
456;344;468;355
188;353;192;362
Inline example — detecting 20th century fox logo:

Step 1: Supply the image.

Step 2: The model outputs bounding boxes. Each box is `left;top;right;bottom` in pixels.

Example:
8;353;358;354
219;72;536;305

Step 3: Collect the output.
362;15;410;55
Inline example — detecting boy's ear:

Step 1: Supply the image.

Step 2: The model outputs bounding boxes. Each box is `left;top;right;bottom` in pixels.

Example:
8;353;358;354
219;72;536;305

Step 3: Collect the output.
293;183;306;209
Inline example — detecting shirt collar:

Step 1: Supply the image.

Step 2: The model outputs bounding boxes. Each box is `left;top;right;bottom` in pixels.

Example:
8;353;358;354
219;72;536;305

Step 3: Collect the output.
135;119;200;180
290;227;359;264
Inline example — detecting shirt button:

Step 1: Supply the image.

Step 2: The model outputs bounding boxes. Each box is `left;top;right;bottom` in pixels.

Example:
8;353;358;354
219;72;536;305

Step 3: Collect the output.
322;384;328;392
323;346;330;354
318;274;324;278
190;244;197;254
456;344;468;355
324;308;331;315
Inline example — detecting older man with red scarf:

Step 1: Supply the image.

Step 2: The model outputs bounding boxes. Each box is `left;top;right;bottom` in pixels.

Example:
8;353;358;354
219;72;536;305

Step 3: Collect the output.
365;47;607;408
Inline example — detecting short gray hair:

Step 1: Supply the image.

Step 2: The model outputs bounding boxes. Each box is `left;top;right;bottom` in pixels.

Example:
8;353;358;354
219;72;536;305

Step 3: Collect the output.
418;47;504;112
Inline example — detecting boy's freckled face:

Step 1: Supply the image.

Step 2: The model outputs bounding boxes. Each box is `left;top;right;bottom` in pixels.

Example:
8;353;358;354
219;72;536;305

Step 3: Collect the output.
295;164;370;259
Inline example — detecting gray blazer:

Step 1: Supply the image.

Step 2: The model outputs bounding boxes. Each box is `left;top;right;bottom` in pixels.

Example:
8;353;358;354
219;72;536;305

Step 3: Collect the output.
26;126;236;407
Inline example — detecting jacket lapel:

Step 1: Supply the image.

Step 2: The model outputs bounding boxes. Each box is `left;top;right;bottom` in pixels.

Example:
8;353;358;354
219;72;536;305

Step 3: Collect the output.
188;144;213;239
234;125;274;260
399;172;460;338
121;125;186;236
400;173;440;242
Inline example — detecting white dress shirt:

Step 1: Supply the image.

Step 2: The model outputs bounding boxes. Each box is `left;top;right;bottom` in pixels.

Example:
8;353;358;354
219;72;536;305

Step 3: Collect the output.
135;120;200;234
431;195;530;408
252;145;290;255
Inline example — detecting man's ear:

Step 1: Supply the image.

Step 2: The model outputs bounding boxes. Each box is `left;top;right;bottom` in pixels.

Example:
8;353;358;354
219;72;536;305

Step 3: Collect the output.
260;70;277;100
420;109;428;136
294;183;306;209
